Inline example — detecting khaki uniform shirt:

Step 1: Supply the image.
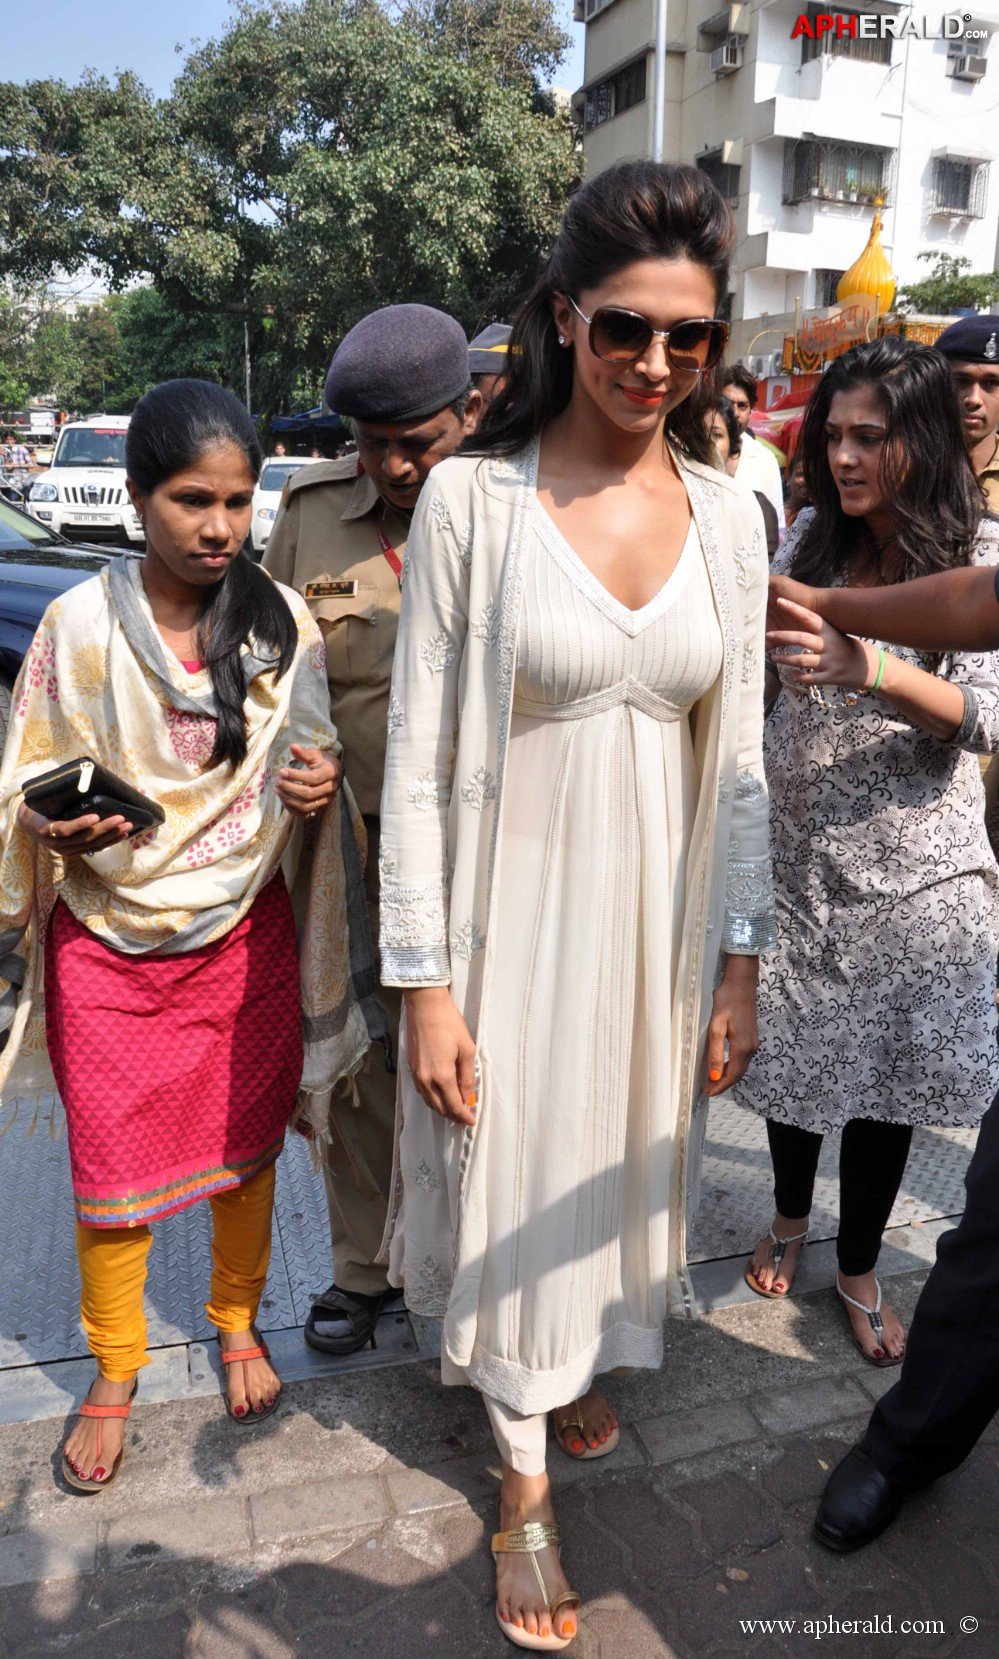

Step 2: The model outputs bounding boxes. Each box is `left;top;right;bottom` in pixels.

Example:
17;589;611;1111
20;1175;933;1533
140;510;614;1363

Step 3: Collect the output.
981;462;999;515
262;457;408;817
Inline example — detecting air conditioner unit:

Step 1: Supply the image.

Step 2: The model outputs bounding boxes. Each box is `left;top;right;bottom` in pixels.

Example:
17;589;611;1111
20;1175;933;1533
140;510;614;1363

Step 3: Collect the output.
710;37;744;74
950;54;988;80
748;356;766;378
769;350;784;377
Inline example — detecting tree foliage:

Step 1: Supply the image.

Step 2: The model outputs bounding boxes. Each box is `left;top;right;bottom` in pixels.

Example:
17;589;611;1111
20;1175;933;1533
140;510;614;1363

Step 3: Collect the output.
0;0;577;415
0;285;233;415
896;253;999;317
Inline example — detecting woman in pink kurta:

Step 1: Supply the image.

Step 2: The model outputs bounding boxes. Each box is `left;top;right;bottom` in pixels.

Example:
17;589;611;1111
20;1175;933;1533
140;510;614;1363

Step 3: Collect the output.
0;381;379;1492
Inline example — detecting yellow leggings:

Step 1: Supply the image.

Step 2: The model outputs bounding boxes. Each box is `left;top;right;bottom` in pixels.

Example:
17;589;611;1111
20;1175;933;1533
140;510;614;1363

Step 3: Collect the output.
76;1164;276;1381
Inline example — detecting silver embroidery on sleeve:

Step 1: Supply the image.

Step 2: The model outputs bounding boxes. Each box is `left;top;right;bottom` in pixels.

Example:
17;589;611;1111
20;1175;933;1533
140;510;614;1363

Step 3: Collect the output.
471;600;500;648
723;856;777;953
734;769;764;801
414;1159;441;1193
450;917;485;960
460;766;497;811
387;692;405;734
732;541;752;590
741;642;758;686
414;1253;450;1315
429;492;452;532
420;629;456;673
458;520;474;569
380;876;450;983
407;772;441;811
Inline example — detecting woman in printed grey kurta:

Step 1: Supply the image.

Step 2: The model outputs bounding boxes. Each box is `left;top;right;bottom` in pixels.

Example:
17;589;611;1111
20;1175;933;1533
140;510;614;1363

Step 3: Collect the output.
378;161;774;1649
737;336;999;1372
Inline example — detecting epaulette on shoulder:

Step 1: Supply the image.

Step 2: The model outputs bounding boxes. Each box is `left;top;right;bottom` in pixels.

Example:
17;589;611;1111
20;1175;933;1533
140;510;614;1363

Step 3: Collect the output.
284;455;358;495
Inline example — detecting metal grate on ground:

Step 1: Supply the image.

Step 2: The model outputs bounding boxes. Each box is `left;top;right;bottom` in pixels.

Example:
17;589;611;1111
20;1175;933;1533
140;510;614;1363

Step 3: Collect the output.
0;1092;975;1373
689;1098;975;1263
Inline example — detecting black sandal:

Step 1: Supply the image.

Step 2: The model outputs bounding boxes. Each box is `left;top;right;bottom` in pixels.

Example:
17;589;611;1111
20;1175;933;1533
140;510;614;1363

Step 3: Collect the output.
304;1283;403;1356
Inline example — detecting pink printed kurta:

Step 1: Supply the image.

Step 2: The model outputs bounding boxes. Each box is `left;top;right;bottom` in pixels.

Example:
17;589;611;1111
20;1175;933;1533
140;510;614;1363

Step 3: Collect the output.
46;874;302;1228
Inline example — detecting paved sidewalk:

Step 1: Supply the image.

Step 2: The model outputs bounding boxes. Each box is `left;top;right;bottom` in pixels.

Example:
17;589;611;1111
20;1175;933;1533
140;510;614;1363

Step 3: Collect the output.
1;1269;996;1658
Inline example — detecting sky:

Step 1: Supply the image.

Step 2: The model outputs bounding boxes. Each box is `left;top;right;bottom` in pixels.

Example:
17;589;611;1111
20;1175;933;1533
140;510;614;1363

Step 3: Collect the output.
5;0;586;94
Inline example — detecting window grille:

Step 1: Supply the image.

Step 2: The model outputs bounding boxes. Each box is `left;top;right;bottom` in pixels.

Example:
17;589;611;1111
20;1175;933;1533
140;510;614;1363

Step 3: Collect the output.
697;150;742;206
584;57;648;131
930;157;989;217
782;138;892;206
800;5;893;65
814;269;847;307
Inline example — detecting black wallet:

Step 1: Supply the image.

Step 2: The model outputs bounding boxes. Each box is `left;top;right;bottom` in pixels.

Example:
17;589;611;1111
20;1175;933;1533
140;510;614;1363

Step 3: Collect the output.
22;759;164;837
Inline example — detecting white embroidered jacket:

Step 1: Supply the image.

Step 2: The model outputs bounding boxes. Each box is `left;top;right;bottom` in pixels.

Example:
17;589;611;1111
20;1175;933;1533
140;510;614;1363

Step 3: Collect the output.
377;441;774;1338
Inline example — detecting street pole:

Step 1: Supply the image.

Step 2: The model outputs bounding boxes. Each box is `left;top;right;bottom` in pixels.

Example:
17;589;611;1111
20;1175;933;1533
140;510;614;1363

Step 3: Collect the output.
652;0;668;162
244;315;251;415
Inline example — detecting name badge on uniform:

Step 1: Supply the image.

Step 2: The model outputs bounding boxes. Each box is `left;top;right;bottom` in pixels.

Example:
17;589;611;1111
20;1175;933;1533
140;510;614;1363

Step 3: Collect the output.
304;578;359;599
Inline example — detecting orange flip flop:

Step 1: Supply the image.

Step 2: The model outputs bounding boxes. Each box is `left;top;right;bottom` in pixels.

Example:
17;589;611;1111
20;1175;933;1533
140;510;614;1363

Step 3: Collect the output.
62;1378;138;1494
220;1334;282;1424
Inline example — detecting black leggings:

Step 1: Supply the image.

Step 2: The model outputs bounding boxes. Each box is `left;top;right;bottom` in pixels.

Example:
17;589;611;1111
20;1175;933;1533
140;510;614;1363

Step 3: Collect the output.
767;1117;914;1277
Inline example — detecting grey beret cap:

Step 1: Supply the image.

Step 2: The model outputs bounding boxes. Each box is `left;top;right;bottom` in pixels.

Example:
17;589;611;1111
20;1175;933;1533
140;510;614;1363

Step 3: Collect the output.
934;315;999;364
324;304;472;423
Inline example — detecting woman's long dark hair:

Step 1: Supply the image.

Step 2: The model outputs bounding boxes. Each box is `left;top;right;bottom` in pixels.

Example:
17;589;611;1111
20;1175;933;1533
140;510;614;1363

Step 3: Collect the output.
467;161;734;465
790;336;983;592
126;379;297;770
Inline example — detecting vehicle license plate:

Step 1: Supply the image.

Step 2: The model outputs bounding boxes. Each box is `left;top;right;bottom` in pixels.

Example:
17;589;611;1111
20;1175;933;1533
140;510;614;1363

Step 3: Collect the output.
71;513;116;524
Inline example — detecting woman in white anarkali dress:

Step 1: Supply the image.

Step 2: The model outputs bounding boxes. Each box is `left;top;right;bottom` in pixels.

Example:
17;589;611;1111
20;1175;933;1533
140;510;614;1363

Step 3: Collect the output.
378;161;775;1650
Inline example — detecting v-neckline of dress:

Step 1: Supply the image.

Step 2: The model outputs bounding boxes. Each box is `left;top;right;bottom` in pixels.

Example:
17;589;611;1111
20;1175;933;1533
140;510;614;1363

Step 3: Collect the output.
532;499;697;638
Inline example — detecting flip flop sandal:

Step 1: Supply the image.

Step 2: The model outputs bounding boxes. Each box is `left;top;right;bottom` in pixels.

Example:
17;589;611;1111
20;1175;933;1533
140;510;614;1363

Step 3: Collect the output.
552;1399;620;1461
492;1520;581;1651
221;1334;282;1424
744;1224;809;1299
836;1274;905;1369
61;1378;138;1494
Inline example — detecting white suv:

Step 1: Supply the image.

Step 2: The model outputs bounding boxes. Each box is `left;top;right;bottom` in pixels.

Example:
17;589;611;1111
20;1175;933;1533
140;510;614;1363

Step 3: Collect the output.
26;415;144;546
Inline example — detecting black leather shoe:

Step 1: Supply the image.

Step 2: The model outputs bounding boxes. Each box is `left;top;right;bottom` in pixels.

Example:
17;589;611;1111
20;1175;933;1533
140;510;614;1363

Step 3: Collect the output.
813;1447;907;1553
304;1283;404;1356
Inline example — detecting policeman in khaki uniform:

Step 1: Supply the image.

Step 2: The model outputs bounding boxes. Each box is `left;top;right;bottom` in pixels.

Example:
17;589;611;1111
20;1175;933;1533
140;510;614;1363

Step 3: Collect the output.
264;305;482;1353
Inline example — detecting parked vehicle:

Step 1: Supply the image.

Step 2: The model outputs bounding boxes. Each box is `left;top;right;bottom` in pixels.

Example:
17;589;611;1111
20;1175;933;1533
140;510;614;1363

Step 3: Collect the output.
250;456;314;557
0;498;114;745
25;414;144;548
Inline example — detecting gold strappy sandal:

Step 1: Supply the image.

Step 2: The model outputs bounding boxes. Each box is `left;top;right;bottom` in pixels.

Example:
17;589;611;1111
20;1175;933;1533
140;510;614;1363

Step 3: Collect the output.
553;1398;620;1461
492;1520;581;1651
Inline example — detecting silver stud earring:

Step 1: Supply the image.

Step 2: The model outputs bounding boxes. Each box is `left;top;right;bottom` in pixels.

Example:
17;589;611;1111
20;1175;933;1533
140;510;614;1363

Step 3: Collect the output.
558;334;566;345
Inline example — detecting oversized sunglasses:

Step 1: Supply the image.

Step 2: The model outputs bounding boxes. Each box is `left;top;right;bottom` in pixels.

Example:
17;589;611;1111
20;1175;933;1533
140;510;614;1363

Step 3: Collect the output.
563;295;729;373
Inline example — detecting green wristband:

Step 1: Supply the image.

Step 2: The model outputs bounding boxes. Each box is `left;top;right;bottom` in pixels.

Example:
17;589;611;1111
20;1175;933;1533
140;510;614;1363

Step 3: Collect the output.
870;647;887;694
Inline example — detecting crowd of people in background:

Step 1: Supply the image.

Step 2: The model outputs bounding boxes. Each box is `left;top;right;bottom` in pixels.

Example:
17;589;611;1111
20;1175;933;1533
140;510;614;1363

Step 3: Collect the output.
2;158;999;1650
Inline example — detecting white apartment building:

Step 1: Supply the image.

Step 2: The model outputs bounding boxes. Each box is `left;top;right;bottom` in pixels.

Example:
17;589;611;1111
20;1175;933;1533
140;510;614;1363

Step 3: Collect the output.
573;0;999;360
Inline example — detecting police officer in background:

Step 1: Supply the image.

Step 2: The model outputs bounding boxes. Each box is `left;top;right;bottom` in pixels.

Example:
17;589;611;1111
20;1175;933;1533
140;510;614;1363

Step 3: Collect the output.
934;314;999;512
467;321;513;409
264;304;482;1354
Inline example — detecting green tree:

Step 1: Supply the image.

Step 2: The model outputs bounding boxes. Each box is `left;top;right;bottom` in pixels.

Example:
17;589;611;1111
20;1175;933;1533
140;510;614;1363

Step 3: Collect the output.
0;0;577;417
0;286;32;409
897;253;999;316
98;289;234;412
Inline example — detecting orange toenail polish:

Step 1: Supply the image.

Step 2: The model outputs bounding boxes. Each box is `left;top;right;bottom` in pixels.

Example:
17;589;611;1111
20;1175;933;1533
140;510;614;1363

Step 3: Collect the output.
709;1067;722;1082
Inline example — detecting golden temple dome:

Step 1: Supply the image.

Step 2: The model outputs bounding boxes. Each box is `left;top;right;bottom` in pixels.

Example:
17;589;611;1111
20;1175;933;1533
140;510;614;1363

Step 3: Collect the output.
836;206;896;312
